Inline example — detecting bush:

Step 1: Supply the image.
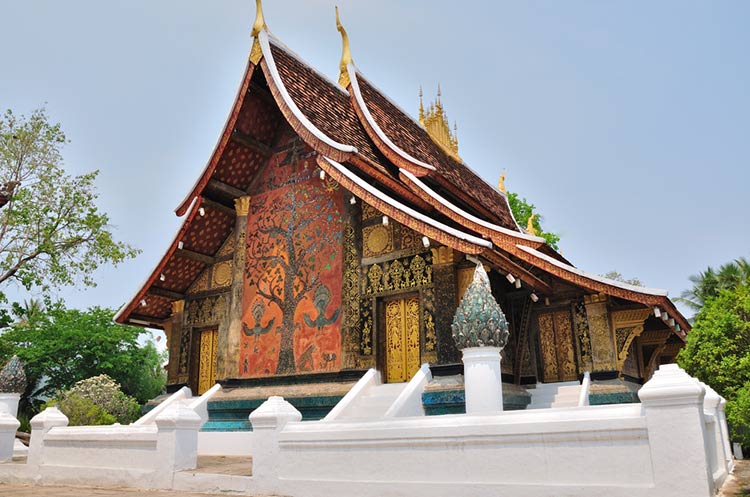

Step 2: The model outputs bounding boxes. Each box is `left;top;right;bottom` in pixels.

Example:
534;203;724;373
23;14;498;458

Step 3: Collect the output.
727;381;750;448
46;374;141;426
44;394;116;426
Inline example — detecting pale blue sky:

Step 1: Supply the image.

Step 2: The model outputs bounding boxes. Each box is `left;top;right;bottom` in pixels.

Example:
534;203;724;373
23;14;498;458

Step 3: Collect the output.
1;1;748;319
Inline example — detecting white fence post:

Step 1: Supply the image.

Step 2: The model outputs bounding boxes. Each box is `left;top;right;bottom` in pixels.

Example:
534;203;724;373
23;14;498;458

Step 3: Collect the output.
639;364;714;497
28;407;68;466
0;411;19;462
249;396;301;494
155;402;203;474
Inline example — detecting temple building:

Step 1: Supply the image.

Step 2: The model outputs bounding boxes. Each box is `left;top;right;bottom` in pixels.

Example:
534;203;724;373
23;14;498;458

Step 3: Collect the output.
115;3;689;425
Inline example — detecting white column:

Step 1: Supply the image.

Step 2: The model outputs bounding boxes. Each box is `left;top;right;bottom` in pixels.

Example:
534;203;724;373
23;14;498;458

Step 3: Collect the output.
155;402;203;473
0;411;19;462
0;393;20;417
702;382;734;473
462;347;503;414
249;396;302;494
639;364;713;497
28;407;68;466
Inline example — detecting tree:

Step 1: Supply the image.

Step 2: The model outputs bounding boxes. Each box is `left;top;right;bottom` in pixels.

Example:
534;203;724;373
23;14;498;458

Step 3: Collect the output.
507;191;560;250
245;182;342;375
677;257;750;313
0;304;165;405
0;108;138;295
601;271;643;287
677;283;750;446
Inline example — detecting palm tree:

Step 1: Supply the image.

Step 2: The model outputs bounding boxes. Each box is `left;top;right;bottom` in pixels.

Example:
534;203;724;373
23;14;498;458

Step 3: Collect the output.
678;257;750;312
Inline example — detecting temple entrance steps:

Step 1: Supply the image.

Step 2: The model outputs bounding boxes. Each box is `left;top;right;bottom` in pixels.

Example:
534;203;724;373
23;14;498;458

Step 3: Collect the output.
334;382;408;420
324;365;433;421
527;381;581;409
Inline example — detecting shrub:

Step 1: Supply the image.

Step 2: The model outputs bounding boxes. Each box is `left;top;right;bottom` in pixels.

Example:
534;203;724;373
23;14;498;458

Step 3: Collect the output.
45;374;141;426
44;394;116;426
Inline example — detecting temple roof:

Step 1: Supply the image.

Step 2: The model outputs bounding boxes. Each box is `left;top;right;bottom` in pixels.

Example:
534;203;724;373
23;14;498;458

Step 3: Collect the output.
115;10;689;339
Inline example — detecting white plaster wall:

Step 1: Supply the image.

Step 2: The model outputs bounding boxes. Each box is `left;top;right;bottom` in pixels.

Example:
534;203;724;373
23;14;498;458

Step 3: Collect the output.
277;404;652;488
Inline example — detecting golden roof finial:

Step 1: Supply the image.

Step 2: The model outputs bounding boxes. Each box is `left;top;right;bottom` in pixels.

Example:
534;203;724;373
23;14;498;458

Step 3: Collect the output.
526;212;537;236
418;86;425;125
249;0;267;64
498;169;506;193
335;6;353;88
251;0;267;37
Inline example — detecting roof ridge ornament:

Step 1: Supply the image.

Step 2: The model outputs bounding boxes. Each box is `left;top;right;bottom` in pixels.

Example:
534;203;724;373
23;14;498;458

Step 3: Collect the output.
335;6;353;88
250;0;267;64
498;169;506;193
526;212;537;236
422;86;461;162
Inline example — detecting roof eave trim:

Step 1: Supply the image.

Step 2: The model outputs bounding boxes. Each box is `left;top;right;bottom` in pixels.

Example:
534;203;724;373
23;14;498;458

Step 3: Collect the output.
347;63;435;175
400;169;545;245
114;197;202;326
319;156;491;253
259;30;357;162
175;61;256;217
516;244;669;297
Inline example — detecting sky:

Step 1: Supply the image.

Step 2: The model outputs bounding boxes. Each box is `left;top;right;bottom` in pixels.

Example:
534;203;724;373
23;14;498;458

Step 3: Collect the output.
1;0;748;322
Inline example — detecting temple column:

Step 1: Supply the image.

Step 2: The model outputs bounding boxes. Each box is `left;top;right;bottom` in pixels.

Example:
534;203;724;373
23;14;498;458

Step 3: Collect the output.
169;300;185;386
221;196;250;379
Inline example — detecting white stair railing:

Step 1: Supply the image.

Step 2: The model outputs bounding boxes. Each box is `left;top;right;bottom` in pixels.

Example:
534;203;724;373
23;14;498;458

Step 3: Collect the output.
578;371;591;407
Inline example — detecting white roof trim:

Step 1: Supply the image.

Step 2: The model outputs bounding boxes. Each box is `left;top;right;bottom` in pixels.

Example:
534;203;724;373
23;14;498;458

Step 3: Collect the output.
259;31;357;155
401;169;545;243
114;197;200;324
516;245;669;297
348;63;435;172
322;157;492;249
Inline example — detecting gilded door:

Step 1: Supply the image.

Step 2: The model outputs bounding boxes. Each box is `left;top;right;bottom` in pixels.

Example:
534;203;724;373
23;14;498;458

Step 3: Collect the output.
537;311;577;382
384;296;421;383
198;329;219;394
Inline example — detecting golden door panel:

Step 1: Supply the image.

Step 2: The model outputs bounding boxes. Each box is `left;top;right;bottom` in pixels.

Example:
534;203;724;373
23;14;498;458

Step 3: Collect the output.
385;296;420;383
537;311;577;382
198;329;218;395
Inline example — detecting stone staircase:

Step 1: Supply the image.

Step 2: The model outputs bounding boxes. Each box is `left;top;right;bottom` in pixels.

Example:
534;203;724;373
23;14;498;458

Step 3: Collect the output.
527;381;582;409
333;382;408;420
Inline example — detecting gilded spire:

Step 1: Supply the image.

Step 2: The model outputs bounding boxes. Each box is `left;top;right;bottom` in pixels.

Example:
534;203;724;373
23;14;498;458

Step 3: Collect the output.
526;213;537;236
498;169;506;193
249;0;267;64
418;86;425;125
422;86;461;161
251;0;266;37
335;6;353;88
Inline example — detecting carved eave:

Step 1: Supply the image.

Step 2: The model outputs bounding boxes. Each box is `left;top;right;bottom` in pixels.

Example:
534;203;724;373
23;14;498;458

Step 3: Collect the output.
317;155;490;255
175;63;257;217
514;244;690;337
258;31;357;163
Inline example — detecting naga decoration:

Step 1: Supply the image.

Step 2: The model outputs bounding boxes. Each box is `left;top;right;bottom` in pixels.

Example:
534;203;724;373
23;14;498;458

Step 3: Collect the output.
451;265;509;350
0;355;27;393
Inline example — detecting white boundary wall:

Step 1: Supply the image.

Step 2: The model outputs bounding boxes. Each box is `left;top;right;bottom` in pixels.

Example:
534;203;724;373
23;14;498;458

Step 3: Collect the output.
0;366;735;497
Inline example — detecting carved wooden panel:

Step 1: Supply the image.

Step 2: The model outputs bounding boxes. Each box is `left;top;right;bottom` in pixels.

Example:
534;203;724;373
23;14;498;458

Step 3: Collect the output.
537;310;577;382
198;329;218;395
385;296;421;383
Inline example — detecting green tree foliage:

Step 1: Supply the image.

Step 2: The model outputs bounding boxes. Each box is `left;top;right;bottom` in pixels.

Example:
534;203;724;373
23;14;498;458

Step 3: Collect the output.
601;271;643;287
0;108;139;294
677;284;750;446
45;394;116;427
507;191;560;250
0;304;165;405
678;257;750;313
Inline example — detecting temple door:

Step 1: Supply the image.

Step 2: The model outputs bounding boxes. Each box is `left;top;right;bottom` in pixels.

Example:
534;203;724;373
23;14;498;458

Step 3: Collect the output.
384;295;421;383
198;329;219;394
537;311;577;383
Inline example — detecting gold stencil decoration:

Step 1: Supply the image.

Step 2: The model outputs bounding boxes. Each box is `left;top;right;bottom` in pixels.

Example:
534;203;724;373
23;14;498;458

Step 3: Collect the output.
456;267;475;304
217;231;235;258
187;295;228;326
187;269;209;295
537;310;577;382
424;309;436;352
585;301;617;371
198;329;218;395
611;308;650;372
212;261;233;288
341;224;361;367
364;224;392;257
361;202;379;220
